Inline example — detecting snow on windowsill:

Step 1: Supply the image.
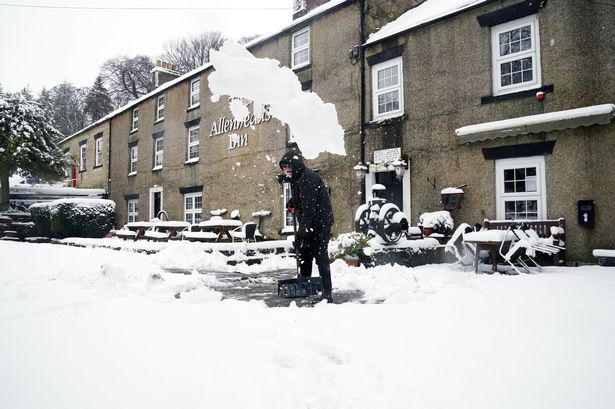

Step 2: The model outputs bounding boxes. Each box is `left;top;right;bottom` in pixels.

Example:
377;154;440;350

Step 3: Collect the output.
128;171;137;177
152;165;163;171
187;104;200;111
154;118;164;124
370;113;405;125
184;158;199;165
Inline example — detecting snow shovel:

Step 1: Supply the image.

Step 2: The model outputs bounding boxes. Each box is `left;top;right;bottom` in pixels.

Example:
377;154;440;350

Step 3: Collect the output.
277;206;323;298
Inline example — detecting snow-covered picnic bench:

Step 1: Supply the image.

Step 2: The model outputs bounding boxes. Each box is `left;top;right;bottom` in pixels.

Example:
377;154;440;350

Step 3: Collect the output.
142;221;191;242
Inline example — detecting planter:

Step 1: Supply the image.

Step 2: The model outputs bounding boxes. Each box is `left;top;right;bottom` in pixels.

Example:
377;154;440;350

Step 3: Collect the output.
344;257;361;267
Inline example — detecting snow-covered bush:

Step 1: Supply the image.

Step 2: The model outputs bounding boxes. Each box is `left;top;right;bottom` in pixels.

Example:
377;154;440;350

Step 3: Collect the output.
328;232;370;262
29;202;53;237
49;199;115;238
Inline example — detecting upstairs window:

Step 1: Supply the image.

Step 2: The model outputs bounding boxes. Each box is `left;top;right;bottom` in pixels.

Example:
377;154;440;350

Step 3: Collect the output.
129;145;138;175
156;95;165;121
190;78;200;108
153;137;164;169
131;107;139;131
491;15;541;96
372;57;404;120
187;125;200;161
291;27;310;69
95;137;103;167
79;144;87;171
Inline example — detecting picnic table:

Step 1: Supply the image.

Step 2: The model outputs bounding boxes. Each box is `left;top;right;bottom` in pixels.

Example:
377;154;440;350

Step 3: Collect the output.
116;221;156;240
463;230;511;274
143;221;191;241
199;218;242;242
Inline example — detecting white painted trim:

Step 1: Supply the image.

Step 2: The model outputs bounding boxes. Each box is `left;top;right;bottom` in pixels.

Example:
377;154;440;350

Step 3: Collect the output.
491;14;541;96
495;156;546;220
371;57;404;120
149;186;164;221
291;26;310;69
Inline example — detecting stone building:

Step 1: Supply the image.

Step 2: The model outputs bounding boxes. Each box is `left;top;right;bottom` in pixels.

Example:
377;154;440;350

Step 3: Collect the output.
61;0;615;261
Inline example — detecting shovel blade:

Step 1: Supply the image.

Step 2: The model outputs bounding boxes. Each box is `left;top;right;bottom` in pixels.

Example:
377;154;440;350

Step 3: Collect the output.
278;277;323;298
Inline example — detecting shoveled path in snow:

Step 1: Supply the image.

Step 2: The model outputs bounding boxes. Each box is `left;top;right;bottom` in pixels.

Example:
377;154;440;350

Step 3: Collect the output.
166;267;365;306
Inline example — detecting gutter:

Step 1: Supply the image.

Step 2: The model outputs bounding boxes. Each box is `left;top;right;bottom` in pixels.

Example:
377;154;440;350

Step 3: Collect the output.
359;0;366;204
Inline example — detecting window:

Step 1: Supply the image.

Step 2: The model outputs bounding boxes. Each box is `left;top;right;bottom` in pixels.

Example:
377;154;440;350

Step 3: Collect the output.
95;137;102;167
291;27;310;69
491;15;541;96
156;95;165;121
131;107;139;131
372;57;403;120
79;144;87;171
153;137;163;169
190;78;200;107
127;199;139;223
187;125;200;161
129;145;138;175
283;183;293;231
184;192;203;224
495;156;546;220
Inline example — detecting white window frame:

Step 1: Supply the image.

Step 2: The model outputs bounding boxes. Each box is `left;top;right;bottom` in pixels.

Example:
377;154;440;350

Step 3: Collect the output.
491;14;541;96
156;95;165;121
495;156;546;220
184;192;203;225
131;107;139;131
282;182;294;233
189;78;200;108
79;144;87;171
95;138;102;167
129;145;138;175
187;125;200;162
127;199;139;223
291;27;310;70
149;186;164;221
153;137;163;169
372;57;404;120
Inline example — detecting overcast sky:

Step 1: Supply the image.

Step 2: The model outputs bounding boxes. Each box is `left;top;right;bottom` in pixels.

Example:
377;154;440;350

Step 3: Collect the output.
0;0;293;95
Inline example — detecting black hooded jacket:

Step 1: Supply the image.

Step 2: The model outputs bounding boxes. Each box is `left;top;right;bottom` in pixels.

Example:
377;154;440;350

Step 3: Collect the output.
279;151;334;236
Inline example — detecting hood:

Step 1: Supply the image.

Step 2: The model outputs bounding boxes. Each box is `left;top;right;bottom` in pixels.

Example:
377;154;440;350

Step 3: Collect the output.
279;150;306;180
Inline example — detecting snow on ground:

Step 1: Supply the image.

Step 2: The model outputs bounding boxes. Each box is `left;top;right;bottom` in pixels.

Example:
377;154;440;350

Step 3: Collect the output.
1;240;614;409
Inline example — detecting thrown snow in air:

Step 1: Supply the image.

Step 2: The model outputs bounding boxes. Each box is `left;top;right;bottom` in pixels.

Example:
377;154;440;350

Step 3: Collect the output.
208;40;346;160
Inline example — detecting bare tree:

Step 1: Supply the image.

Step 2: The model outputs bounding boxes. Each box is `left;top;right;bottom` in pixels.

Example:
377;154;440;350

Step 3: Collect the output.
238;34;260;45
160;31;226;74
48;82;88;137
100;55;155;107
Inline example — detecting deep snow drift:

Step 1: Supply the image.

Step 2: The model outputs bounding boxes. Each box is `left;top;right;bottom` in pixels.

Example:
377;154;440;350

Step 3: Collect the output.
1;240;614;409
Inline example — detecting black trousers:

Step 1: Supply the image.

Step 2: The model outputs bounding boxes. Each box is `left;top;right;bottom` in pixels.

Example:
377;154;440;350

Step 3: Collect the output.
298;227;332;295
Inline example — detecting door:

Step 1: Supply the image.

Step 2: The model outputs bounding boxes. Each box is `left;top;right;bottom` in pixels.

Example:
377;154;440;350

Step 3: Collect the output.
149;187;163;220
375;171;403;210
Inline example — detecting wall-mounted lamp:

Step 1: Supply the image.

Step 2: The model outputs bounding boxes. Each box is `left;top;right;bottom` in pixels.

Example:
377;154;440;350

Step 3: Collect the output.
348;45;360;63
391;158;407;180
353;162;368;181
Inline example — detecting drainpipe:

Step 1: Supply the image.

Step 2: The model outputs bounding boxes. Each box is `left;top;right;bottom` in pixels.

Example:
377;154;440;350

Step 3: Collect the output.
359;0;367;204
107;118;112;200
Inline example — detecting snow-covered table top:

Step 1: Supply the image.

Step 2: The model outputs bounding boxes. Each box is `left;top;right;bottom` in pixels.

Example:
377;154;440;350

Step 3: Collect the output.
199;219;243;228
463;230;509;242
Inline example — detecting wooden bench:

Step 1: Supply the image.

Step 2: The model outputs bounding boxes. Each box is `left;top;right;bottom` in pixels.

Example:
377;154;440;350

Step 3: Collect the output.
483;218;566;265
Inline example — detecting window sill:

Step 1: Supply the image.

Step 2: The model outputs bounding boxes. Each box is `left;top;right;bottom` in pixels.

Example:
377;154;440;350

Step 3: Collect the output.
152;165;163;171
365;113;408;128
128;171;137;177
292;63;310;73
154;118;164;124
481;84;553;105
280;226;294;235
184;158;199;165
79;169;87;173
187;104;200;112
129;128;138;135
93;164;103;169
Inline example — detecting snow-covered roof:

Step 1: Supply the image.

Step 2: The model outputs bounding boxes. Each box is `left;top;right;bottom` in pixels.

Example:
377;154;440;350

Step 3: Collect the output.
365;0;491;46
456;103;615;144
61;0;353;145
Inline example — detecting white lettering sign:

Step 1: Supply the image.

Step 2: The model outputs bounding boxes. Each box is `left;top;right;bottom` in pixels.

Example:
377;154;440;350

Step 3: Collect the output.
210;104;272;137
373;147;401;164
229;133;248;150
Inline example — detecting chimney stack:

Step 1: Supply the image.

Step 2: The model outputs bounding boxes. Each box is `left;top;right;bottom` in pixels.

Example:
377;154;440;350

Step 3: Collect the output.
151;60;180;88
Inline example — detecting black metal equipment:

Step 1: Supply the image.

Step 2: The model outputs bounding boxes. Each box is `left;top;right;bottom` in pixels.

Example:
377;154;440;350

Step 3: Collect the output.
277;200;323;298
